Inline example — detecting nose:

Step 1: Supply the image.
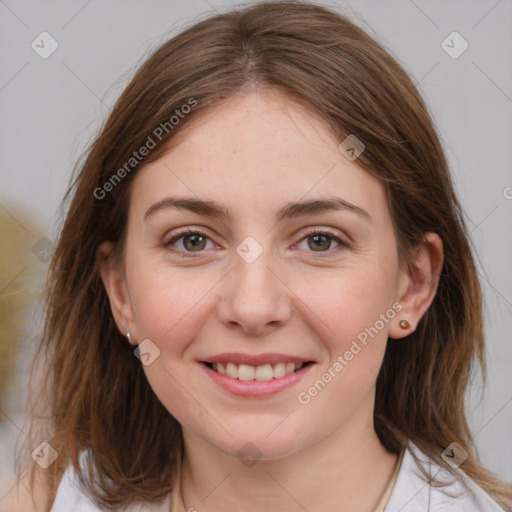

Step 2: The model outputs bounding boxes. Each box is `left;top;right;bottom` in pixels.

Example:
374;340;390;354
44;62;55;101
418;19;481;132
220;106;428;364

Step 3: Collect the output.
215;246;292;336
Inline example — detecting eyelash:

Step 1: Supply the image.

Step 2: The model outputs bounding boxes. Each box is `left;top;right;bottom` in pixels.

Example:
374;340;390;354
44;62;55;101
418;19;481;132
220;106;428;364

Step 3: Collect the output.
162;227;352;259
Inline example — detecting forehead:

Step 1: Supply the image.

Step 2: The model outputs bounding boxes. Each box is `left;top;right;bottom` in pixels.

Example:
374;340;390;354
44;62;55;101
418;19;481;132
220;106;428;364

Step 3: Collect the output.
164;89;340;165
129;90;388;225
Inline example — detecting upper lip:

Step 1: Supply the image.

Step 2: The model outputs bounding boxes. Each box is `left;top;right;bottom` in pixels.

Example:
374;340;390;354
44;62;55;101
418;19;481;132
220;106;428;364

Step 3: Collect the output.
200;352;314;366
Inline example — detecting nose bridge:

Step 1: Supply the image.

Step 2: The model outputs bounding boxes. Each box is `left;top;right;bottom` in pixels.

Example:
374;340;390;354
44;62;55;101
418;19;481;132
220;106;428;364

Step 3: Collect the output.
234;247;277;299
217;239;291;333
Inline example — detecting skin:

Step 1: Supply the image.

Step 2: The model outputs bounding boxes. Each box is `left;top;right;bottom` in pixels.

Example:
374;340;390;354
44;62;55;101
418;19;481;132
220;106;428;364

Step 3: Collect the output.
98;89;443;512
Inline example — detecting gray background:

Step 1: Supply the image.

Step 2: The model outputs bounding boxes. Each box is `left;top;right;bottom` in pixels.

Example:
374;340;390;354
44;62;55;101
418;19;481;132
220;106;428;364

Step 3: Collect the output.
0;0;511;498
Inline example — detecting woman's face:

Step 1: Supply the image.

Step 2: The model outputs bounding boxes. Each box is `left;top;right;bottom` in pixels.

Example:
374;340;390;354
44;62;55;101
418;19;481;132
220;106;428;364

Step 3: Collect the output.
103;90;417;460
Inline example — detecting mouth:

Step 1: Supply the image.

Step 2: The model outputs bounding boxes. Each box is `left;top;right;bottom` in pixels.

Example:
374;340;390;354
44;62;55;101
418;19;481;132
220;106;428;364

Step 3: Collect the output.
199;354;316;397
201;361;315;381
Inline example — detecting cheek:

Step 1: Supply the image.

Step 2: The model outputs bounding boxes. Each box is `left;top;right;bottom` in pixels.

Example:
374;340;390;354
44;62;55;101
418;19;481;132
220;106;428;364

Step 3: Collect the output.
298;261;397;347
126;263;213;425
128;258;213;343
292;262;399;413
294;271;396;413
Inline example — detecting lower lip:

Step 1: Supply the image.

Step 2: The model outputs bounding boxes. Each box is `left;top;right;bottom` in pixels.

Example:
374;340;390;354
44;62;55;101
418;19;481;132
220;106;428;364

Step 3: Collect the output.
200;362;315;398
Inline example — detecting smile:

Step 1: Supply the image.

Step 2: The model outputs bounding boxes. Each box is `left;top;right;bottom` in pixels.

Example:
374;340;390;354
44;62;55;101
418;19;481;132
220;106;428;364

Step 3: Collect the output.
200;356;316;398
204;361;312;381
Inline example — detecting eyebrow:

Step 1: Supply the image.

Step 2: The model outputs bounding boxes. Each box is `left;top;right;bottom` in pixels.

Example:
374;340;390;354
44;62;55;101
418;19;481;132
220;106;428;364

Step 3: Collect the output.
144;195;371;222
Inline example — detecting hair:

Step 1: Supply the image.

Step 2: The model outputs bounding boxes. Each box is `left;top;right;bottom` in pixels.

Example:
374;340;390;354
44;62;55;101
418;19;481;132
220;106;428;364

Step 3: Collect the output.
18;1;512;511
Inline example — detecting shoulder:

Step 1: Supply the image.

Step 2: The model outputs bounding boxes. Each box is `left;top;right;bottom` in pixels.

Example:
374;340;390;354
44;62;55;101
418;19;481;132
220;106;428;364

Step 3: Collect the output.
385;440;507;512
50;452;171;512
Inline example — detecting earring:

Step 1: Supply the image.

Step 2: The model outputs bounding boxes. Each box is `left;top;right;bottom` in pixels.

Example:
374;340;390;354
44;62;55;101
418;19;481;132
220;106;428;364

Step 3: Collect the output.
399;320;410;330
126;332;131;343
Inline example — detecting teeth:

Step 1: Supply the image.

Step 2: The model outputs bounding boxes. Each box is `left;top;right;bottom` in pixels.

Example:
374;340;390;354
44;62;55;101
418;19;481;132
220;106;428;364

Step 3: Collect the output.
254;364;274;381
226;362;238;379
211;361;306;380
238;364;255;381
273;362;286;378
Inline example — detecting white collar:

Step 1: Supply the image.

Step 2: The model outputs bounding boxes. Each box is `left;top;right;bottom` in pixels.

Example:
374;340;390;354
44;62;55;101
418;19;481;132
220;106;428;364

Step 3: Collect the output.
385;440;505;511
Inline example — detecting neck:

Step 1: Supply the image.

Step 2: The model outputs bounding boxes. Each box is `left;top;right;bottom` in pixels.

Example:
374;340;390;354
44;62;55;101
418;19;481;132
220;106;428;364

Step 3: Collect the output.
179;406;399;512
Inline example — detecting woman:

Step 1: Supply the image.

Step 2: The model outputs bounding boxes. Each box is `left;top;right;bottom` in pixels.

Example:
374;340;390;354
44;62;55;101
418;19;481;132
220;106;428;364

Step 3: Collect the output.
11;1;512;511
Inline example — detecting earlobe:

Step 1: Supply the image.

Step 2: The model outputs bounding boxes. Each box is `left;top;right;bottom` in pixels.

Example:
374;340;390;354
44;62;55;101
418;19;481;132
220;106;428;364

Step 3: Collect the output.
388;232;444;340
96;241;137;343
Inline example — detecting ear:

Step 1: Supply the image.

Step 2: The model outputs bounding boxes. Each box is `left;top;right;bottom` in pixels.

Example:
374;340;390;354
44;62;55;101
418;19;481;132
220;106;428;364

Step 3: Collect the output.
97;241;137;345
388;232;444;339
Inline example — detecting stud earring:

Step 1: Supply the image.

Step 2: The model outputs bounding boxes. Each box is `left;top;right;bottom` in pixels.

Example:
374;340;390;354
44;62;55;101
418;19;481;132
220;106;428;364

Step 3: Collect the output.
126;332;131;343
399;320;410;330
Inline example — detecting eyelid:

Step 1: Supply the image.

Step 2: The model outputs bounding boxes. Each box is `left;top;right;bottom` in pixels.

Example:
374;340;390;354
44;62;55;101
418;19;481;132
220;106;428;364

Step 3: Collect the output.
163;226;213;243
295;225;348;242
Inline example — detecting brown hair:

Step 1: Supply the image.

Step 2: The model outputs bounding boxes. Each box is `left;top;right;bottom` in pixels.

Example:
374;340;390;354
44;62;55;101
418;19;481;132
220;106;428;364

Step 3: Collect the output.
19;1;512;510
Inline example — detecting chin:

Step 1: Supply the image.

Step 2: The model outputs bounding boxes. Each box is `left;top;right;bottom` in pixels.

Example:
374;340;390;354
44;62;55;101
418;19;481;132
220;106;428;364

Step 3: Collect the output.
203;420;307;462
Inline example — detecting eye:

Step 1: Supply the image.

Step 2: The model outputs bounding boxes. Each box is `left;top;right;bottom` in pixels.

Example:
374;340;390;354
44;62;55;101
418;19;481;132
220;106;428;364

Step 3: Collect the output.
163;229;216;256
295;228;351;255
162;227;351;258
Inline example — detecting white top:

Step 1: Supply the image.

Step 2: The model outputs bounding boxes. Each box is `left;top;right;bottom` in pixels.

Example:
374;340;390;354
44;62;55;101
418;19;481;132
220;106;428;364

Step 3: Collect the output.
385;441;506;511
50;440;506;511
